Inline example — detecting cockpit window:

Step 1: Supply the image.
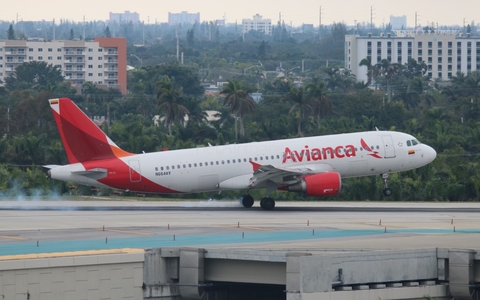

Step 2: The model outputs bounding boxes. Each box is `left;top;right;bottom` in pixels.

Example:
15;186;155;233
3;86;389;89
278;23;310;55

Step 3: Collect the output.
412;139;419;146
406;140;411;147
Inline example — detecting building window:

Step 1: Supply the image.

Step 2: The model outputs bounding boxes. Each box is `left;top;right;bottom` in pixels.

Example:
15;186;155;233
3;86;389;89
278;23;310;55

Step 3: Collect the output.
448;65;452;71
448;42;452;48
88;65;93;68
438;57;442;63
38;48;43;52
29;56;33;60
38;56;43;60
48;48;53;52
448;72;452;78
448;57;452;63
418;57;423;62
29;48;33;52
428;50;432;56
98;49;103;52
428;57;432;63
88;73;93;76
98;65;103;68
98;57;103;60
418;42;422;48
377;41;381;47
88;48;93;52
448;49;452;56
88;57;93;60
438;65;442;71
98;73;103;76
48;56;53;60
438;49;442;55
57;48;62;52
428;42;432;48
397;41;402;47
438;72;442;78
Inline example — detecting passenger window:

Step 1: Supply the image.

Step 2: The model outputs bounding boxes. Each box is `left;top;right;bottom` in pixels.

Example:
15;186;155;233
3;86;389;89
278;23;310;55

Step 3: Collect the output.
233;159;236;163
227;160;230;164
271;155;274;159
260;157;263;160
172;166;175;169
407;140;411;147
183;164;186;168
161;167;164;171
166;166;169;170
188;164;191;168
194;163;197;167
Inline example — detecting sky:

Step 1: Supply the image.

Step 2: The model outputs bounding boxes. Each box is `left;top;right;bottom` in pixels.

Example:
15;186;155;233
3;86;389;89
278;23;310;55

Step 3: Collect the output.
1;0;478;28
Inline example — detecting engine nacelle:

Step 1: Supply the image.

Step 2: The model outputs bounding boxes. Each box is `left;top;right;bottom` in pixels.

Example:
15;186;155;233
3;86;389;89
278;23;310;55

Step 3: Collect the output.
287;172;341;197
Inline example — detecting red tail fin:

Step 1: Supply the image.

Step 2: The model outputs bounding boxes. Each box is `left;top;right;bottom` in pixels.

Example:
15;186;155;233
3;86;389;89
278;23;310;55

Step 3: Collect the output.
49;98;132;164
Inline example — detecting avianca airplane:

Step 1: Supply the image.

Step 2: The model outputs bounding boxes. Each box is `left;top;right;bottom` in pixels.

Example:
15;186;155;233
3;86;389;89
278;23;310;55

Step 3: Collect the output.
46;98;437;210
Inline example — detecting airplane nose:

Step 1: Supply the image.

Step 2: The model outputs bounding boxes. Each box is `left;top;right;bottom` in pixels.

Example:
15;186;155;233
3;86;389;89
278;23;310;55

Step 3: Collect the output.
426;145;437;162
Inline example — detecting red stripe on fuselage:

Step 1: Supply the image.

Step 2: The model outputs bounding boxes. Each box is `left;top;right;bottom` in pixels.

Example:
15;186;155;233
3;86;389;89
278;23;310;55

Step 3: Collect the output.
82;159;181;194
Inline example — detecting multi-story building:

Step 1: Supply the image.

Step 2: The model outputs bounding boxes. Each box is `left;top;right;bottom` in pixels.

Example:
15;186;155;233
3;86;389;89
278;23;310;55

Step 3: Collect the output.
242;14;272;35
0;37;127;94
346;30;480;83
109;11;140;24
168;12;200;26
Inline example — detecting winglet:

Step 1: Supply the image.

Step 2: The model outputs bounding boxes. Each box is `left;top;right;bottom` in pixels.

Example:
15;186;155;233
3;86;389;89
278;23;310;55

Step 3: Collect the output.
49;98;133;164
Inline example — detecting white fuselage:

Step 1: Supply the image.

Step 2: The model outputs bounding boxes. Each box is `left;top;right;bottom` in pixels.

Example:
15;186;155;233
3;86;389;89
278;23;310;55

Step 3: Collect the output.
50;131;436;194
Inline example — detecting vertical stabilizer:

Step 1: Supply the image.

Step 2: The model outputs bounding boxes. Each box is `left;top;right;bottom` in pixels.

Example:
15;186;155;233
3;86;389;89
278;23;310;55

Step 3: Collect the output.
49;98;132;164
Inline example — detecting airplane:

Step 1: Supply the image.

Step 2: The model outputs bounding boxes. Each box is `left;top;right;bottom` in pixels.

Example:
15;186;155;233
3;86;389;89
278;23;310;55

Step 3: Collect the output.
46;98;437;210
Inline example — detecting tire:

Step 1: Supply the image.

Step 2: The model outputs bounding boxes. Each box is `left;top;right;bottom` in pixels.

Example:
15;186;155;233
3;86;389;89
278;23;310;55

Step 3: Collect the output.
241;195;254;208
383;188;393;197
260;197;275;210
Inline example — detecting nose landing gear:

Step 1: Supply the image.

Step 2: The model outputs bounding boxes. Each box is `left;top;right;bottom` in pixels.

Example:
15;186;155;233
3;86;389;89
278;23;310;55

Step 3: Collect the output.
381;173;392;196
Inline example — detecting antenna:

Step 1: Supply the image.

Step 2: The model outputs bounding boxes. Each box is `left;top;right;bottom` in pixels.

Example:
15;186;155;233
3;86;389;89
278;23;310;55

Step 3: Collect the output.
370;6;374;32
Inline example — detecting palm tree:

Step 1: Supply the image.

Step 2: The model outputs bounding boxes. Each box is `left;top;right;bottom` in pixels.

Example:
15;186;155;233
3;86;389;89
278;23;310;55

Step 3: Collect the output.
305;79;332;126
156;75;189;135
379;59;400;102
284;86;312;137
220;80;256;140
359;56;374;85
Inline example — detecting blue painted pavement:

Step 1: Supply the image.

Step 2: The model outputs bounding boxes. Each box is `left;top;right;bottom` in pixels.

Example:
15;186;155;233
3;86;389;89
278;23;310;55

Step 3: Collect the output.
0;228;478;256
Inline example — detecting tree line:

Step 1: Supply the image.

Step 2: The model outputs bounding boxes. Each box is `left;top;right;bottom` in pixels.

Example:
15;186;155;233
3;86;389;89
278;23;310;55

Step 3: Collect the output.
0;41;480;201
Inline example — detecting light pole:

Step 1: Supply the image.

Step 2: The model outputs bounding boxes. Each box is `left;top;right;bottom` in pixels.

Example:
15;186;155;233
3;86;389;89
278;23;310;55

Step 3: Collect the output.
130;54;143;66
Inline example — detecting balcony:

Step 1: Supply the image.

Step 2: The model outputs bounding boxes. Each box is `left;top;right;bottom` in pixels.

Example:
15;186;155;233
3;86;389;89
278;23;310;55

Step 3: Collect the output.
106;59;118;63
105;76;118;80
106;51;118;55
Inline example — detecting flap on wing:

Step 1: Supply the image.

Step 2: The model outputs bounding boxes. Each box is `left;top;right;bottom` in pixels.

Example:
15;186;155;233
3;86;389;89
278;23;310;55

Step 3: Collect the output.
249;163;334;187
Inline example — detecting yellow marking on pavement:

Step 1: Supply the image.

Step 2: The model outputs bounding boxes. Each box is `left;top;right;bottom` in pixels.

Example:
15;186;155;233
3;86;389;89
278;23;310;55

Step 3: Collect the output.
0;235;27;241
92;228;150;235
0;248;144;261
221;224;273;231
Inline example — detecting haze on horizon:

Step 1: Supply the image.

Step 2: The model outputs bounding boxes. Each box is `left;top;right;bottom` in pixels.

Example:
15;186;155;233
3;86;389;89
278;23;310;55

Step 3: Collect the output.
1;0;478;28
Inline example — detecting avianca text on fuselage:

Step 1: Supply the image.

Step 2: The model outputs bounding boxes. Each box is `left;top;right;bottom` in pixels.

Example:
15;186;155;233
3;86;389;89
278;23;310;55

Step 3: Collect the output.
282;144;357;163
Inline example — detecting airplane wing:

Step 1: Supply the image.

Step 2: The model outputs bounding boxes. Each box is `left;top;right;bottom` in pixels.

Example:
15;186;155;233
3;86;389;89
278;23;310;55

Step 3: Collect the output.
249;162;334;189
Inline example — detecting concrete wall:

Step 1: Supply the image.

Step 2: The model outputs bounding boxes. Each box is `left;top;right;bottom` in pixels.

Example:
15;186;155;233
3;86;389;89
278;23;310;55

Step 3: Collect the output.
0;251;144;300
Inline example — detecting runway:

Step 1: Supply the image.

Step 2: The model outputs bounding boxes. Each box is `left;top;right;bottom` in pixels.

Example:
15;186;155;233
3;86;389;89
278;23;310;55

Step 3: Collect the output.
1;198;480;256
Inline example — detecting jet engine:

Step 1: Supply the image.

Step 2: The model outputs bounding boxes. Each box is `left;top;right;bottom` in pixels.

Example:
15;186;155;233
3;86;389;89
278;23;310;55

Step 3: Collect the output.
287;172;341;197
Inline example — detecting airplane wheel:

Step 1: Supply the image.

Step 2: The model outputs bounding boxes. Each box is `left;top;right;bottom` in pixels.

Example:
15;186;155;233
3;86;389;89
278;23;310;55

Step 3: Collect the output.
383;188;392;197
260;197;275;210
241;195;254;208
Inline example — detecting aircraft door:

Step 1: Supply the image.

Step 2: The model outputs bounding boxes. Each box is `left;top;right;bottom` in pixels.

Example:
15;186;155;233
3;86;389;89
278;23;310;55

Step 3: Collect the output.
128;160;142;182
381;136;396;158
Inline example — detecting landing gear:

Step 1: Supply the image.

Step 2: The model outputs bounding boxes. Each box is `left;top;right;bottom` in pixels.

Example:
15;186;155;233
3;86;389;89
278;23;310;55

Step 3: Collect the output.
381;173;392;197
260;197;275;210
241;194;254;208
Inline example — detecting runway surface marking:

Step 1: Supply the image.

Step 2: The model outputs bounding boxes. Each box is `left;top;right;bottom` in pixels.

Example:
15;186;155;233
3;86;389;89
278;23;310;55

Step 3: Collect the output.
221;224;274;231
1;228;479;257
0;235;28;241
0;248;143;261
92;227;151;235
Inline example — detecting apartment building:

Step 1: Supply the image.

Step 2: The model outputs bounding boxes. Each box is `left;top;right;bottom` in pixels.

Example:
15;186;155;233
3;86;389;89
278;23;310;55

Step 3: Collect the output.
345;30;480;83
242;14;272;35
168;12;200;26
109;11;140;24
0;37;127;94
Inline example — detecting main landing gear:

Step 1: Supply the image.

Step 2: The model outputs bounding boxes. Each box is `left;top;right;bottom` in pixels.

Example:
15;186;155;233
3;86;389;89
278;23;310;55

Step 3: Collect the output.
241;194;276;210
381;173;392;197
